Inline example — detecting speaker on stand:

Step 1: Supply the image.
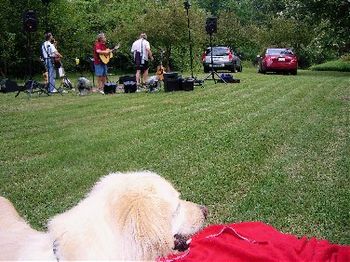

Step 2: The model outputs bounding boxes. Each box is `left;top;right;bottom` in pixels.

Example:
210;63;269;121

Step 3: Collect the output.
202;17;227;84
205;17;217;35
16;10;42;97
23;10;38;33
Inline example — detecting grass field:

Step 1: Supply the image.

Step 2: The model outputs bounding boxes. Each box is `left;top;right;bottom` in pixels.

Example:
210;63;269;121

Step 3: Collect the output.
0;68;349;244
310;59;350;72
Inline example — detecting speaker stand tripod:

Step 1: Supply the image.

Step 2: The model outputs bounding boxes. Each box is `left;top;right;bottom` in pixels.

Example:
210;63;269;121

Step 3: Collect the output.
15;32;50;97
184;0;203;86
202;34;227;84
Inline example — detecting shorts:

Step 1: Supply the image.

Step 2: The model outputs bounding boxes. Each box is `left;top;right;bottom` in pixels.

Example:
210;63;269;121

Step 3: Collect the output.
136;60;149;71
95;63;107;77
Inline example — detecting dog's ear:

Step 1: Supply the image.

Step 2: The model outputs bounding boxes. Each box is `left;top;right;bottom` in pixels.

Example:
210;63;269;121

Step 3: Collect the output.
115;191;174;260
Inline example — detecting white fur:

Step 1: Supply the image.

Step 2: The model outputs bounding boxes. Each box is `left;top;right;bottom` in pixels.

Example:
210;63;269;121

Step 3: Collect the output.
0;171;206;261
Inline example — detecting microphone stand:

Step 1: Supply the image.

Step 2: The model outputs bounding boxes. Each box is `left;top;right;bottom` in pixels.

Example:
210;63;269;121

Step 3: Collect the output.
16;31;48;97
184;1;203;86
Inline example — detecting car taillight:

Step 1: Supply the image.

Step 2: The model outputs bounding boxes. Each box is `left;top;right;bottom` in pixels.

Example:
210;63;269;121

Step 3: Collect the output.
228;52;233;60
201;52;206;62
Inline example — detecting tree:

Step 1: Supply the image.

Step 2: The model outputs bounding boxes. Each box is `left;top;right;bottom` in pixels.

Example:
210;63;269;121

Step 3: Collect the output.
0;0;348;77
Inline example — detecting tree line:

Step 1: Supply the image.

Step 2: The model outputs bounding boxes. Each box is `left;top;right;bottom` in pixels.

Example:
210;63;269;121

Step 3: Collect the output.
0;0;349;77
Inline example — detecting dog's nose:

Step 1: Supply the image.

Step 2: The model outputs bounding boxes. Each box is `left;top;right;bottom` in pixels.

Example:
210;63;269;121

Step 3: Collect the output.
200;205;208;219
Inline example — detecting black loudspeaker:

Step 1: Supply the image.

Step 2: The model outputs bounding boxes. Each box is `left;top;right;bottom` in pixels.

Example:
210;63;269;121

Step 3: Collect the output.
23;10;38;32
205;17;217;34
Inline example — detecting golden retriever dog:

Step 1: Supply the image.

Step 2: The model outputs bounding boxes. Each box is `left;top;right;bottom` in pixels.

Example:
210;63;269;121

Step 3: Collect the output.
0;171;208;261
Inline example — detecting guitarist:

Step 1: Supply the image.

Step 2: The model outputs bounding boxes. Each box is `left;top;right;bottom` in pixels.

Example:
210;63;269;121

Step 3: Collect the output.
93;33;114;94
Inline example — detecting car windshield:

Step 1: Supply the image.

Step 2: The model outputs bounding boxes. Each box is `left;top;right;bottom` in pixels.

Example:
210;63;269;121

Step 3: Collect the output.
206;47;230;56
266;49;294;55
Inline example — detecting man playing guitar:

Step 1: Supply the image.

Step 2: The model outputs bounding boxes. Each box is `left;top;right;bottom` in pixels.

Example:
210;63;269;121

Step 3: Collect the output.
93;33;115;94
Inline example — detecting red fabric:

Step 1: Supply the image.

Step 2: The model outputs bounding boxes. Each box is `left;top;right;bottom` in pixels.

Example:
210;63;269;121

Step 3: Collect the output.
93;41;106;65
158;222;350;262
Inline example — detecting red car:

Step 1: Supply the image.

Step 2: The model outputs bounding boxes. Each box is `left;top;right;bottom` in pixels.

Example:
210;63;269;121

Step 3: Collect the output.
257;48;298;75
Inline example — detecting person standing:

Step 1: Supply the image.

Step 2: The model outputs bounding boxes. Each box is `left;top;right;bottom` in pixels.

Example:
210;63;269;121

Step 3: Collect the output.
50;38;65;83
93;33;113;94
131;33;154;86
41;32;62;93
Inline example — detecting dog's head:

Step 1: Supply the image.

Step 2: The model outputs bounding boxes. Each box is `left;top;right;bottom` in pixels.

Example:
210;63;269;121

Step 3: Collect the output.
112;172;207;259
48;171;207;261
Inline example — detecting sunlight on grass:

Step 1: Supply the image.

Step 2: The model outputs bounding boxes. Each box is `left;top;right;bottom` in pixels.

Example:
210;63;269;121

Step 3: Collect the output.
0;68;349;243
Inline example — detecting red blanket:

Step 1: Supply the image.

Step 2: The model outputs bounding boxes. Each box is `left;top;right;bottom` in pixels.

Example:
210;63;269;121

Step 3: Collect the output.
158;222;350;262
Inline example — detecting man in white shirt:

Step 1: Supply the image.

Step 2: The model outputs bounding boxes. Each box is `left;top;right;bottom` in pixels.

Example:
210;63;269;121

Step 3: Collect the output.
41;32;61;93
131;33;154;86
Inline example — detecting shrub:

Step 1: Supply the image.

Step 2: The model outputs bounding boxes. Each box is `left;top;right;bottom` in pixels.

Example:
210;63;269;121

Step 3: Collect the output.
309;60;350;72
340;53;350;61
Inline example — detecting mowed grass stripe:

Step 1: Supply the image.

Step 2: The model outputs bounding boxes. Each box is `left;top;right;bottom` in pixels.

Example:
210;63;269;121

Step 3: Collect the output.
0;68;349;243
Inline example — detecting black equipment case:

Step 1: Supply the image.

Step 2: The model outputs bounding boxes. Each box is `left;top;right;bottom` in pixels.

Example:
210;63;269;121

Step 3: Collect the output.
104;82;117;94
163;72;194;92
119;75;137;93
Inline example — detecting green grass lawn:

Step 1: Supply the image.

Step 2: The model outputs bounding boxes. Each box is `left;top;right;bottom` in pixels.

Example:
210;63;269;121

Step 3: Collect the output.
0;68;349;244
310;59;350;72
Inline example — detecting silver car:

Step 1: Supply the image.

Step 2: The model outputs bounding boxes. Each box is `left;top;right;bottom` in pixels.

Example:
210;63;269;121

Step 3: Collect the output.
202;46;242;73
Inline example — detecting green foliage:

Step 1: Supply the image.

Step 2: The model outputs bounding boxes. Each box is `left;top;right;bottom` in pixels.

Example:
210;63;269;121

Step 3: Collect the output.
341;53;350;61
0;0;349;76
309;60;350;72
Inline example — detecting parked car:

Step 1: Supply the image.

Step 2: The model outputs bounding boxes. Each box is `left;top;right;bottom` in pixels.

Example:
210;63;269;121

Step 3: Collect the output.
202;46;242;73
257;48;298;75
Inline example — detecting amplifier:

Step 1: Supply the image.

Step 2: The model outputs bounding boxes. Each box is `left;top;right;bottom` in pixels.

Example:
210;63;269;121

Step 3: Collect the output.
104;82;116;94
182;78;194;91
164;78;182;92
163;72;179;81
124;83;137;93
119;75;137;93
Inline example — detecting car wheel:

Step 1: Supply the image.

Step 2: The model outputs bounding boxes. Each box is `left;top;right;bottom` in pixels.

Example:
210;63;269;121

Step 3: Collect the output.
230;63;237;73
291;70;297;75
204;66;209;73
258;66;265;74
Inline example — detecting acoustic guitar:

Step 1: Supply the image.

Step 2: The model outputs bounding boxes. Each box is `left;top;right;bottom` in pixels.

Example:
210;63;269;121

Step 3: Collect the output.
156;50;166;81
99;44;120;64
